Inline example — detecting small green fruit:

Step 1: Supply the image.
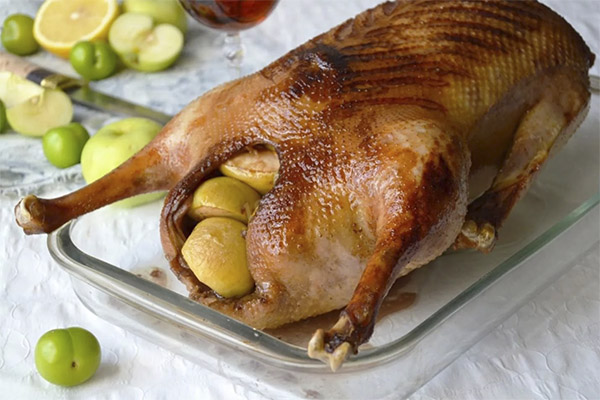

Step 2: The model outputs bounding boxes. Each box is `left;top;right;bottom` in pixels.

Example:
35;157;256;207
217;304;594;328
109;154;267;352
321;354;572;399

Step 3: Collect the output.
2;14;39;56
69;40;117;81
35;327;101;387
43;123;90;168
0;99;7;133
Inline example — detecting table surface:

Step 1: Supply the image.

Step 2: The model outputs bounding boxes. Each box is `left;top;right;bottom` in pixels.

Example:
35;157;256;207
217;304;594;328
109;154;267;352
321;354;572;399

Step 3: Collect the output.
1;1;599;399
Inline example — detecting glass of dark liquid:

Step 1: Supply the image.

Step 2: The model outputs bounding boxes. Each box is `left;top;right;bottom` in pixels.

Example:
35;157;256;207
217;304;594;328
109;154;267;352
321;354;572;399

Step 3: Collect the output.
179;0;280;70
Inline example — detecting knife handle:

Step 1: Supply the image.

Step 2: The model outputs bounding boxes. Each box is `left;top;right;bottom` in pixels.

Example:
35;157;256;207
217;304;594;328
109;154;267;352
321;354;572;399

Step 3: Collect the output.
0;51;84;90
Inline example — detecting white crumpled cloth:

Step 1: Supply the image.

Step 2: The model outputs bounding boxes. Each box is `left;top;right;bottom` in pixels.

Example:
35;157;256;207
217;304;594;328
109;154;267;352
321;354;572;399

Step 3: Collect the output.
1;0;598;399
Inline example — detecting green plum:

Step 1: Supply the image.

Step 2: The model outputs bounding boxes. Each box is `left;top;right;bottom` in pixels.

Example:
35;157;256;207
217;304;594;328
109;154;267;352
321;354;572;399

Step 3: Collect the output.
42;123;90;168
2;14;39;56
0;99;7;133
69;40;117;81
35;327;101;387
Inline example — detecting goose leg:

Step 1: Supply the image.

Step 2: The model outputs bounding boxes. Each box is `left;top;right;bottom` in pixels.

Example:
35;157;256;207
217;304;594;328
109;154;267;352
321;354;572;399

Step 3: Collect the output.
14;75;267;235
308;235;411;371
15;143;175;234
307;129;470;370
454;73;590;251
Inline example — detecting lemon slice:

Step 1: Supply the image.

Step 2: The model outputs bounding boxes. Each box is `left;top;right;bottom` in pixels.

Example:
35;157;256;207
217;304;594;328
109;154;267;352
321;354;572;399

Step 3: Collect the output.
33;0;119;58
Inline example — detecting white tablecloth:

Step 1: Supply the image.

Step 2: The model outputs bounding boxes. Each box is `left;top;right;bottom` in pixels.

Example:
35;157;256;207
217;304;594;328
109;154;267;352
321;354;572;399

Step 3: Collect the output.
1;1;599;399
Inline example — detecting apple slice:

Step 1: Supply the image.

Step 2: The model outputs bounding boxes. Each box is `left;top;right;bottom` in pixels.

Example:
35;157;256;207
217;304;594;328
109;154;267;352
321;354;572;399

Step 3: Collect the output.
0;71;43;106
108;13;184;72
6;90;73;137
0;72;73;137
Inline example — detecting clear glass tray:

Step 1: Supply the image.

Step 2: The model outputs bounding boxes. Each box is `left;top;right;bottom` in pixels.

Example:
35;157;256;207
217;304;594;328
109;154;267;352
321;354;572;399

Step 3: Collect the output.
47;93;599;399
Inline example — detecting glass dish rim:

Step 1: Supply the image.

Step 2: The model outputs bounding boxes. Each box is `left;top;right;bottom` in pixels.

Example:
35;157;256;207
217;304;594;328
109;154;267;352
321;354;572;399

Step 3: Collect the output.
47;191;600;373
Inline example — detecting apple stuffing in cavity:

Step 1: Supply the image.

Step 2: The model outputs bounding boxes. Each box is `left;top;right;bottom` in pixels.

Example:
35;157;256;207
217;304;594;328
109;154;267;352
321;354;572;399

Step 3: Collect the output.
188;176;261;223
108;13;184;72
219;146;280;195
181;147;280;299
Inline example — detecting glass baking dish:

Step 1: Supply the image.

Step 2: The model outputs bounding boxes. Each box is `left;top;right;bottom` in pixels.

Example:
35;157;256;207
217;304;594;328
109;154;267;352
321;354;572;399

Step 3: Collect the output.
47;93;599;399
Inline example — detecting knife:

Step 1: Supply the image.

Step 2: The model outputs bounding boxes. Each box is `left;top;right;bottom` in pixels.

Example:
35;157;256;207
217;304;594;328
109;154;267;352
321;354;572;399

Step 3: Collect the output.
0;51;172;125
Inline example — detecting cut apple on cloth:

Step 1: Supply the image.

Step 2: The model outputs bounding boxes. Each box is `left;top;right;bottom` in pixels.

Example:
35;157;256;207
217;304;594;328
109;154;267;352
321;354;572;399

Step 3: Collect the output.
0;71;72;136
122;0;188;34
108;13;184;72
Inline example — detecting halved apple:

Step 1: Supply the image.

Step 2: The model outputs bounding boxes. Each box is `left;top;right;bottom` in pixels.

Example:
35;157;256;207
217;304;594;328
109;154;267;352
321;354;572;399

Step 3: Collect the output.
188;176;261;223
108;13;183;72
122;0;187;34
219;147;280;195
0;72;73;137
182;217;255;298
0;71;43;106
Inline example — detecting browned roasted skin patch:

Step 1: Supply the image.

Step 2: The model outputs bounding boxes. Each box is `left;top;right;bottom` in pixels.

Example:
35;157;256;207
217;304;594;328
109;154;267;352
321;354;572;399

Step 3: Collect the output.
15;0;594;369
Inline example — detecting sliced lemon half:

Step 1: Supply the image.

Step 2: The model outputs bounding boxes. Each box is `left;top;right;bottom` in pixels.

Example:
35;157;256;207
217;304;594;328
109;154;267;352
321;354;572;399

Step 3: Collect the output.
33;0;119;58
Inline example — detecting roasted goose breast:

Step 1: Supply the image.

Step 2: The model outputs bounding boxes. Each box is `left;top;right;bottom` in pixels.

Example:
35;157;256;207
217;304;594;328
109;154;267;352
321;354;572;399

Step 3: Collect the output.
15;0;594;370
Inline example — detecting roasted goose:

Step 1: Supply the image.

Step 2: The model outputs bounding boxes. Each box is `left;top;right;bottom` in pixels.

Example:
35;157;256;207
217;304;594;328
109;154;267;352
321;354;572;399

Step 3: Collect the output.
15;0;594;370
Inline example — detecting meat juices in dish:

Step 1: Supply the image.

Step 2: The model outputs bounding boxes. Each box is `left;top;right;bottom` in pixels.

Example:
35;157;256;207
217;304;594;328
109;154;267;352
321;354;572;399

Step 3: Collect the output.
15;0;595;370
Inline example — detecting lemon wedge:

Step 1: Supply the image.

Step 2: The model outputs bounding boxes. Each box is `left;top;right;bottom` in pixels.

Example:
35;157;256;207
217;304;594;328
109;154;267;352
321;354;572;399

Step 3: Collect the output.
33;0;119;58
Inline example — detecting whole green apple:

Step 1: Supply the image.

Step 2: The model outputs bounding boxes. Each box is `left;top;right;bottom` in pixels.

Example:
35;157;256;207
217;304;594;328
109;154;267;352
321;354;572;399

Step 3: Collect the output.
81;117;165;207
35;327;101;387
123;0;188;33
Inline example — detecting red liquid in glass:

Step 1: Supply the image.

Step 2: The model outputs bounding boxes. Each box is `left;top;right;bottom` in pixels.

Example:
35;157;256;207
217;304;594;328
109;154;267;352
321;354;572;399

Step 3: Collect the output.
179;0;280;32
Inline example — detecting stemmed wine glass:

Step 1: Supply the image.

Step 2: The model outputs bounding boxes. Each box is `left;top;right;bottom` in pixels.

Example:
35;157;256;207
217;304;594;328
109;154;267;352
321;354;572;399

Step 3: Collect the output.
179;0;280;72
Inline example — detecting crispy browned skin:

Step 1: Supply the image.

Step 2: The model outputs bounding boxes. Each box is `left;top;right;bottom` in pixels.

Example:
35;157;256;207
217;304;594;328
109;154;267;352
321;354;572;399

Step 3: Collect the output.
15;0;594;370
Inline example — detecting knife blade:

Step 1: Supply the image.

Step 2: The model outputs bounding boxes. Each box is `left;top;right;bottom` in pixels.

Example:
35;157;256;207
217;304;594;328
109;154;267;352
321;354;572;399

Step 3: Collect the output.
68;86;172;124
0;51;173;125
